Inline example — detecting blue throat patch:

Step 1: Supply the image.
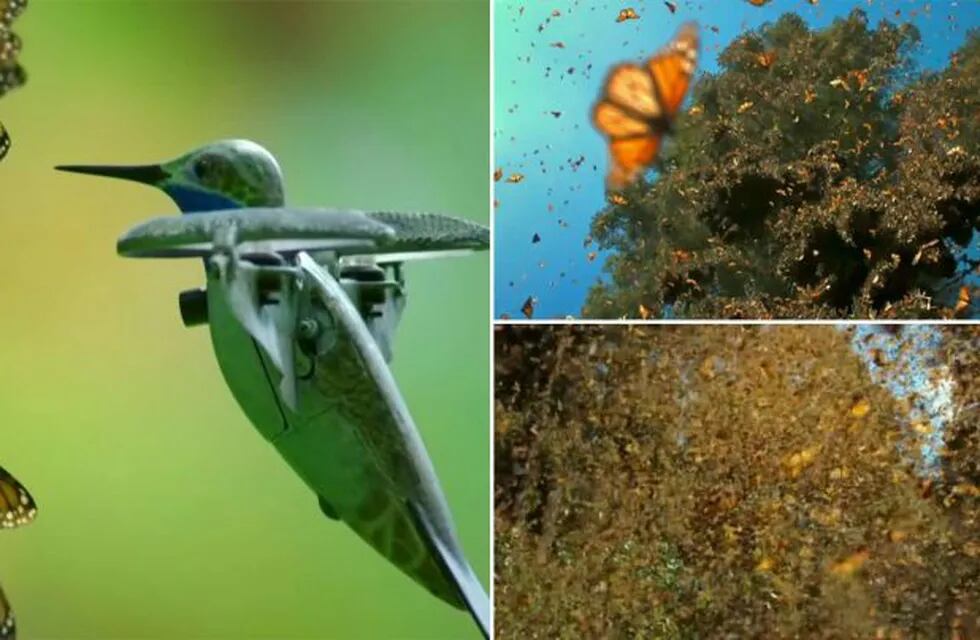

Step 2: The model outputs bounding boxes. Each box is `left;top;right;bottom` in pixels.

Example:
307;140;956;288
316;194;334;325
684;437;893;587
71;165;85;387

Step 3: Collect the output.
164;185;242;213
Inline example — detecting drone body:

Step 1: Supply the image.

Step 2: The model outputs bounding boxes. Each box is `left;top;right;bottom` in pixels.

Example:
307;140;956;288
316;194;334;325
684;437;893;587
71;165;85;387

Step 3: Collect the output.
57;141;490;638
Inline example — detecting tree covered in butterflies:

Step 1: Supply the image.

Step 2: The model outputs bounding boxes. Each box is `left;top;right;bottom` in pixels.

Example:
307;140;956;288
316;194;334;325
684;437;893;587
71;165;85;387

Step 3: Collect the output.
584;9;980;319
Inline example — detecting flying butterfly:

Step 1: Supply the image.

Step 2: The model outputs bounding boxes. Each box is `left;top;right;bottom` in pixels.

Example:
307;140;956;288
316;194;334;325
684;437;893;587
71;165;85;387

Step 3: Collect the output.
0;465;36;640
592;22;699;189
616;8;639;22
521;296;535;319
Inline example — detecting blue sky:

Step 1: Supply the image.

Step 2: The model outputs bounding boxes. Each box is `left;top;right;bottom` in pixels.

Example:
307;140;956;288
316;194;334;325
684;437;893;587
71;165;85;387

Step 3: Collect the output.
494;0;980;319
847;325;956;478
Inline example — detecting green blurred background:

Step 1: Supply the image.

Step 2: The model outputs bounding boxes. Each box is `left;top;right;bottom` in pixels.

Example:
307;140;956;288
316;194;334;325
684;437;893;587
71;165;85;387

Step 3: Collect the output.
0;1;489;638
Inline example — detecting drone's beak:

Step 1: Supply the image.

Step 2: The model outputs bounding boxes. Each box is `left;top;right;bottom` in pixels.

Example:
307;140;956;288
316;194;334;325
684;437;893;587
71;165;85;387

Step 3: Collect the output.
55;163;169;186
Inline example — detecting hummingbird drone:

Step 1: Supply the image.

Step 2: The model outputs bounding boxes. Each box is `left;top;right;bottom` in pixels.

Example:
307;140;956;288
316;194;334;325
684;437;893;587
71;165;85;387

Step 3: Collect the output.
57;140;490;638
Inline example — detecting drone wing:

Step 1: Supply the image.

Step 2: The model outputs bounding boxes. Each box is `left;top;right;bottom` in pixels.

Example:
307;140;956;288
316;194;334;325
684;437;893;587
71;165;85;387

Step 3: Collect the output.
297;252;490;638
116;207;488;260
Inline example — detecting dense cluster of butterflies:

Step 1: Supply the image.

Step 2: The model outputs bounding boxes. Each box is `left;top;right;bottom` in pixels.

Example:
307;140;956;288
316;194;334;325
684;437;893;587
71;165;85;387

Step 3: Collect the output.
0;465;36;639
0;0;27;162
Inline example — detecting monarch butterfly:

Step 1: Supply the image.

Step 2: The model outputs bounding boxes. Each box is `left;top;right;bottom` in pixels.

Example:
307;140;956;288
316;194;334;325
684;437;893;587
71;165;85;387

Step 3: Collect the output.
592;22;699;189
0;465;36;640
521;296;535;319
616;8;639;22
756;50;776;69
955;285;970;314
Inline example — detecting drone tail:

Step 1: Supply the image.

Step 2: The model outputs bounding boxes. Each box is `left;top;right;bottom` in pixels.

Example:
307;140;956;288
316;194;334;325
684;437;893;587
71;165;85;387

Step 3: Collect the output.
409;501;490;639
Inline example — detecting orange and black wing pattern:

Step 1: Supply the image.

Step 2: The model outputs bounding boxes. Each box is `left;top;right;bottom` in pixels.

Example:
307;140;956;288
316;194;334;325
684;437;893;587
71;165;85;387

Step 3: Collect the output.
0;584;13;639
0;466;36;530
0;464;35;639
593;22;699;190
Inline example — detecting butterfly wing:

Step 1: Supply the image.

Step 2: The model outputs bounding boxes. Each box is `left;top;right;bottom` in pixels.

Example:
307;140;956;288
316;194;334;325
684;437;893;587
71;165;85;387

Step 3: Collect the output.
0;584;13;639
647;22;699;118
604;64;664;122
0;467;37;529
608;136;661;189
0;464;33;639
0;123;9;162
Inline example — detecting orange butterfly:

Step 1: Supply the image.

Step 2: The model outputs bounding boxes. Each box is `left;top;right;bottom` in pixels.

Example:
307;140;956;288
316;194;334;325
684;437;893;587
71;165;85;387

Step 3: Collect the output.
955;286;970;314
592;22;699;190
616;8;639;23
756;50;776;69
